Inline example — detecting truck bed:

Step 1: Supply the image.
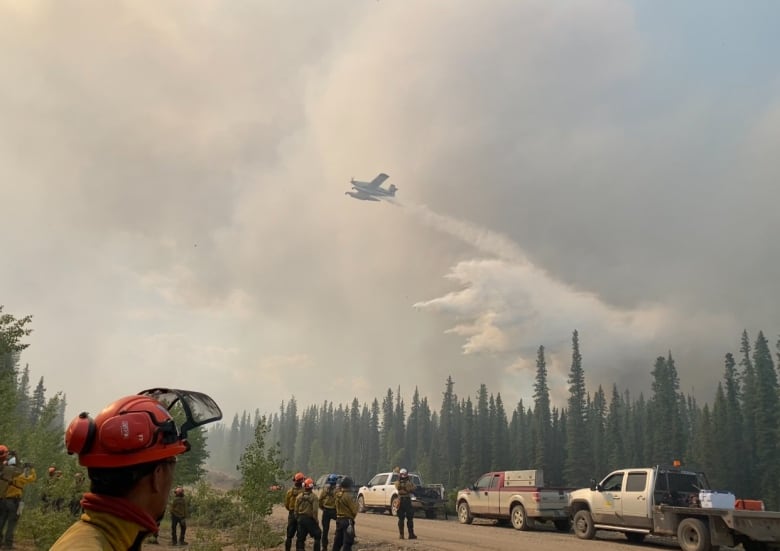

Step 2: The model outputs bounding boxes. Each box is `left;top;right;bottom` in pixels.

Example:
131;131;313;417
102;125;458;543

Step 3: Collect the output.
653;505;780;543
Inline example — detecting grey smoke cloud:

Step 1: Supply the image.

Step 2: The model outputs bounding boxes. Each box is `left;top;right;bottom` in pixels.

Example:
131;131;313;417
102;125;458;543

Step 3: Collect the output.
1;1;778;420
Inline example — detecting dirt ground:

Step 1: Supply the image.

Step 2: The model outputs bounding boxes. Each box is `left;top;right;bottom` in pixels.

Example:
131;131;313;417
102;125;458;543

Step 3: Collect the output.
264;505;684;551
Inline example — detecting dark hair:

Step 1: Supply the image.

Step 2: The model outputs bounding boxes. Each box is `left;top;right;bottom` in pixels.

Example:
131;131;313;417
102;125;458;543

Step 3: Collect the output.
340;476;354;489
88;459;167;497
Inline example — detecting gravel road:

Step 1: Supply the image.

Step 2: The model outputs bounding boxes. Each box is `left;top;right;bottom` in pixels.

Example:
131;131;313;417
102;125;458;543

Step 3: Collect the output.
268;505;682;551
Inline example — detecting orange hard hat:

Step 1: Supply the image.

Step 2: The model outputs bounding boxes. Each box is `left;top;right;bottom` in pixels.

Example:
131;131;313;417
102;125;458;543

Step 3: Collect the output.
0;445;8;460
304;478;314;489
48;466;57;475
65;395;188;468
294;472;305;482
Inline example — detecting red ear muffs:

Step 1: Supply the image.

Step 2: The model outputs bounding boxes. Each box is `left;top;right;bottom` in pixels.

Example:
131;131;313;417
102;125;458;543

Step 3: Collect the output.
98;412;157;452
66;412;97;455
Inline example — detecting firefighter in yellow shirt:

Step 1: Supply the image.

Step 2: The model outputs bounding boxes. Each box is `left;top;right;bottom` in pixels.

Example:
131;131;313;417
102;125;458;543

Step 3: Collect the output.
319;474;339;551
295;478;321;551
284;472;306;551
332;477;358;551
0;451;36;549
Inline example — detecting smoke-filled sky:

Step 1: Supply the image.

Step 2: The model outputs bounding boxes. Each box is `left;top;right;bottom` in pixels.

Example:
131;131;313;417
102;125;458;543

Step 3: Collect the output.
2;0;779;423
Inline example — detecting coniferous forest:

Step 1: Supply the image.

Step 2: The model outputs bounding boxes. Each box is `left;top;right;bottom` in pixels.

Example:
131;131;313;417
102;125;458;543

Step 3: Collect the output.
208;329;780;510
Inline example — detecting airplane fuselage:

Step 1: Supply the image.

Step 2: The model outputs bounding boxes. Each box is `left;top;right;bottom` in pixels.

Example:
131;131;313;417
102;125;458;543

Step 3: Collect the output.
350;182;397;197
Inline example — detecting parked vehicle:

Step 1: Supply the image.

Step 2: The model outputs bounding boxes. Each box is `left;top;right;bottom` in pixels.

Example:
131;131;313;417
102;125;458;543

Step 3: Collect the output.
456;470;570;531
357;471;446;519
568;465;780;551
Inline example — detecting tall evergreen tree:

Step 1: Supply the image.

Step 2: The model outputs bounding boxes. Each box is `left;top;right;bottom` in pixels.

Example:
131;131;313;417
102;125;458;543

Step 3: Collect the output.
739;330;758;497
439;376;460;487
492;393;510;470
752;331;779;508
459;398;478;484
590;386;607;476
604;384;625;470
649;353;685;464
476;384;490;474
533;346;551;472
565;330;591;485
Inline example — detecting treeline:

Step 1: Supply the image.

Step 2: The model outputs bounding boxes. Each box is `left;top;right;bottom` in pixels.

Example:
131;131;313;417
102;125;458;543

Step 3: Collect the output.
208;329;780;510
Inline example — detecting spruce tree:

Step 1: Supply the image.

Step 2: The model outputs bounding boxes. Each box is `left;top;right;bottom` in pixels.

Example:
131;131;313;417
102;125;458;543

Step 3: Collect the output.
439;376;459;487
752;331;779;508
533;346;551;472
565;330;591;485
605;384;625;470
476;384;490;473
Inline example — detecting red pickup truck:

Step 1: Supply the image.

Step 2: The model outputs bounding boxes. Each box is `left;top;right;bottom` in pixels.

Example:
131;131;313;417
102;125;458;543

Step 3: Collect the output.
456;470;571;531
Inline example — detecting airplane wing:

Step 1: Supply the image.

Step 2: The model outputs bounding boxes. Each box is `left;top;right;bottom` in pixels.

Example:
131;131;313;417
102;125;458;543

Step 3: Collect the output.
366;173;390;189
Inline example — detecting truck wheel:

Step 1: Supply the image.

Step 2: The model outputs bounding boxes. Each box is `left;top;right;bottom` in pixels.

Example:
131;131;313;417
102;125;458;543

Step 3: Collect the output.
678;518;712;551
357;495;367;513
457;502;473;524
510;504;535;531
573;510;596;539
390;496;399;516
554;519;572;532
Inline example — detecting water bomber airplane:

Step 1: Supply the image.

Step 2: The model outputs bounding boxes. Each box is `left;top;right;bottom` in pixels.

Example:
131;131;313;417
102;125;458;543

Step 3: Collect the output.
345;173;397;201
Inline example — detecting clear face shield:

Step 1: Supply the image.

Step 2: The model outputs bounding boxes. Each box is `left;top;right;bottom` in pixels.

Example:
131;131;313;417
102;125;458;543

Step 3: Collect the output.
137;388;223;441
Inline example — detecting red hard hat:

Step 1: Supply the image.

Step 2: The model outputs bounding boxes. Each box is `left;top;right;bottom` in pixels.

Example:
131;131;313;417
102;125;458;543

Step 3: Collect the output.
0;445;8;460
294;472;305;482
304;478;314;489
65;395;188;468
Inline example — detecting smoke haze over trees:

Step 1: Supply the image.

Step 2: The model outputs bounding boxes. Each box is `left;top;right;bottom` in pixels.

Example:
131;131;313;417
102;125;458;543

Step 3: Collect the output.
208;328;780;510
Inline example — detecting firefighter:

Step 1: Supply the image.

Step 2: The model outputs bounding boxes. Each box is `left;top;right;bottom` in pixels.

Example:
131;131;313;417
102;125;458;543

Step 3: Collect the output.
170;486;189;545
0;451;37;549
319;474;338;551
332;477;358;551
395;468;417;539
50;389;222;550
295;478;321;551
284;472;306;551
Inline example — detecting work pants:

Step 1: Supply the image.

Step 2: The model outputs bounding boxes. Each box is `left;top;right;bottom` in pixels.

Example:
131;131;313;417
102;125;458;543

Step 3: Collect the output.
332;517;355;551
285;511;298;551
0;498;21;547
321;507;336;550
171;513;187;543
296;515;321;551
397;497;415;537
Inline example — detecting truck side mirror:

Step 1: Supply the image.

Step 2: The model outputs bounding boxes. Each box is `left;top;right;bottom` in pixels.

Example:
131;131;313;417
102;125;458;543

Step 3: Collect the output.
589;479;598;491
471;484;477;491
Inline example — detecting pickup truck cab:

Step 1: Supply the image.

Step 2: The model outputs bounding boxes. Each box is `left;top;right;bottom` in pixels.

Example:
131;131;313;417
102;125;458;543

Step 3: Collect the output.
456;470;571;531
569;465;780;551
357;471;445;519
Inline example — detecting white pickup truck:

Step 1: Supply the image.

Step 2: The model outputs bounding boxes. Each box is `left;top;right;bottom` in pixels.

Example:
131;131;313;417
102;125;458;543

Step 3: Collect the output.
568;465;780;551
357;471;446;519
456;470;571;531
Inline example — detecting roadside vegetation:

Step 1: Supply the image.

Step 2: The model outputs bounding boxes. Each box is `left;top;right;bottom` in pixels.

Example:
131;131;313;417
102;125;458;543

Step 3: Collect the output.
1;306;288;550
